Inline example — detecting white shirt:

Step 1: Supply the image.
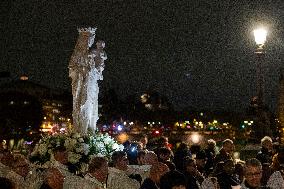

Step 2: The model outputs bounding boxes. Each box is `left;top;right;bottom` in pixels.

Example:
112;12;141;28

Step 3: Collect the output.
127;165;151;182
267;171;284;189
107;167;140;189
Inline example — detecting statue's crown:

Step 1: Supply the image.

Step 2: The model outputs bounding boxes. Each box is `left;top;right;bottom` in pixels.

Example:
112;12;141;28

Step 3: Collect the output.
78;27;97;34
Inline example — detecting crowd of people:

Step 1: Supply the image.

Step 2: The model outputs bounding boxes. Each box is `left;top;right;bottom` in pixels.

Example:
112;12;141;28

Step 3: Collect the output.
0;135;283;189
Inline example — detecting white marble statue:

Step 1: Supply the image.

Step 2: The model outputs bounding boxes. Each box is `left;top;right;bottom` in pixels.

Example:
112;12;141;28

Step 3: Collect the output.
69;27;107;134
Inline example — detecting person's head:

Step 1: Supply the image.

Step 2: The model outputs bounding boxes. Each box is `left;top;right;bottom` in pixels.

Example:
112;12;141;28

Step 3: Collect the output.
223;159;235;175
149;162;169;184
157;147;172;162
235;160;245;182
195;150;207;169
184;157;197;174
222;139;234;154
158;136;169;147
0;177;15;189
45;168;64;189
160;170;186;189
96;40;105;49
88;156;108;182
137;150;146;165
261;136;273;152
53;148;68;165
164;160;176;171
139;135;148;148
111;151;128;171
13;155;30;177
0;150;14;167
144;151;158;165
244;158;262;188
177;142;189;151
207;139;216;150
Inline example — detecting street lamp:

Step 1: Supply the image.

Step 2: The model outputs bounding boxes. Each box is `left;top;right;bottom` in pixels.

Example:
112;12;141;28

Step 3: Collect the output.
254;28;267;48
253;27;267;106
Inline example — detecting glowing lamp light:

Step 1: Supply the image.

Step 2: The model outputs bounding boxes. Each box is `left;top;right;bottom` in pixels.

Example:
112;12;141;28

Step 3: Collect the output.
117;125;123;131
154;130;160;134
254;28;267;45
191;133;200;144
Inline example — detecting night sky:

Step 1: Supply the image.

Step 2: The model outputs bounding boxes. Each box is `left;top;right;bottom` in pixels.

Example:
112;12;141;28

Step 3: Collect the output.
1;0;284;112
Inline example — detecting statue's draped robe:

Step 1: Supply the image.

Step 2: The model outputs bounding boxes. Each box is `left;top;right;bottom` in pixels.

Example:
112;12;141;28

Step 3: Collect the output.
69;28;105;134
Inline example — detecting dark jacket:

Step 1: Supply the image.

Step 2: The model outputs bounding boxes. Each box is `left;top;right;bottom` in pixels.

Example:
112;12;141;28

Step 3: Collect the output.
140;178;158;189
217;172;240;189
214;148;232;166
256;147;272;165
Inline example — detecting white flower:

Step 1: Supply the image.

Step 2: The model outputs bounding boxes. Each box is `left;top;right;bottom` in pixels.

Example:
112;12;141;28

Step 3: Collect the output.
72;133;81;139
82;143;90;155
78;138;84;143
68;152;82;164
56;141;61;147
48;149;53;154
112;143;119;151
65;138;77;150
118;144;124;151
38;144;47;156
75;144;84;153
80;163;89;173
103;136;112;144
97;153;103;157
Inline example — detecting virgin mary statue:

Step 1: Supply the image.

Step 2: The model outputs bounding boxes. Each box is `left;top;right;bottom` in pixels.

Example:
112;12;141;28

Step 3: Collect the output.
69;27;107;134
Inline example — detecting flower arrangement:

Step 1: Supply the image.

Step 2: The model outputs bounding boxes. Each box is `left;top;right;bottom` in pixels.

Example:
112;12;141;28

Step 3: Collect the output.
29;133;66;165
88;132;124;159
29;131;124;173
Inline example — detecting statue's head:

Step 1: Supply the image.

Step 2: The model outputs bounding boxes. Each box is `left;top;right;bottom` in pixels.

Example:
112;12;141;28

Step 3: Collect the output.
78;27;97;48
96;40;105;49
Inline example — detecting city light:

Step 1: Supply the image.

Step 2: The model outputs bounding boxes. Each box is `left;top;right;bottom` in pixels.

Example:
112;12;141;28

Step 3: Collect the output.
253;28;267;46
117;125;123;131
191;133;201;144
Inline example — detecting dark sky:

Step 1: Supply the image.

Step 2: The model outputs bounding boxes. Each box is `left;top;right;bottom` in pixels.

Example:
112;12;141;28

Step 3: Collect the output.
1;0;284;112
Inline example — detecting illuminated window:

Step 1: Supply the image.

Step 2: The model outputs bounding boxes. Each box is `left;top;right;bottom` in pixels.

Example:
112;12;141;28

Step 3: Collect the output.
52;109;60;113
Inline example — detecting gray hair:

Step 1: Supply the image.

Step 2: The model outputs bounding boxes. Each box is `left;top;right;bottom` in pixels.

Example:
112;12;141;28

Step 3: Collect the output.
261;136;272;146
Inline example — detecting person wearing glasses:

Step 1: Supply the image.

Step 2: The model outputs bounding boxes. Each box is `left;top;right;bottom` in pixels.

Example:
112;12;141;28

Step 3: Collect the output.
241;158;264;189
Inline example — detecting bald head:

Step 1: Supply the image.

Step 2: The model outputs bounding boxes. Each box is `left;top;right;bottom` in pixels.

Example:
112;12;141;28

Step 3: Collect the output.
144;151;158;165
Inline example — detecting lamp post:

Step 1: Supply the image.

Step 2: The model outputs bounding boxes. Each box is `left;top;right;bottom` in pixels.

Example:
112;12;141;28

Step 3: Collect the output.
253;28;267;106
